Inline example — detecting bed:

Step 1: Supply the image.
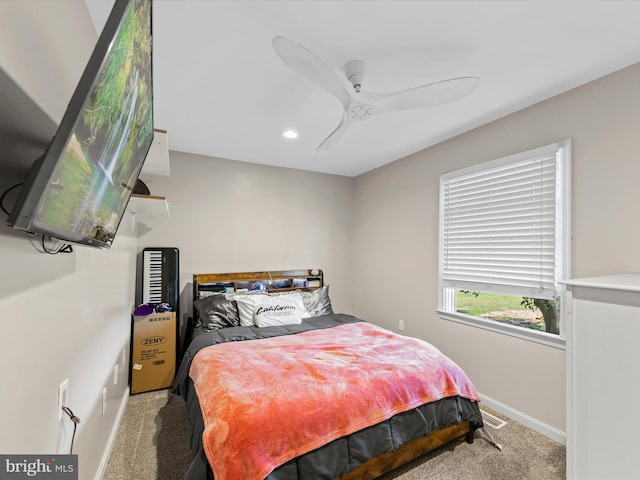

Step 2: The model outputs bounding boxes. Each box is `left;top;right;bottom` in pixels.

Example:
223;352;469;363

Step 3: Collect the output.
172;269;483;480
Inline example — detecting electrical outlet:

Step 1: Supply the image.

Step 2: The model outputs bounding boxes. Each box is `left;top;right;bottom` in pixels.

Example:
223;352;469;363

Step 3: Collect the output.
102;388;107;415
399;320;405;331
113;364;119;386
57;379;69;421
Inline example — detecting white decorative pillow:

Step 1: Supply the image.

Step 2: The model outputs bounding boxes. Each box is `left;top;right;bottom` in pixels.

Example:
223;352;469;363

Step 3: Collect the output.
235;293;307;327
234;294;260;326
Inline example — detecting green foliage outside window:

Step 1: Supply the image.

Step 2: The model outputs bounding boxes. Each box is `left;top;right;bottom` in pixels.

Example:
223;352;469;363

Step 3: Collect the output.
456;291;559;335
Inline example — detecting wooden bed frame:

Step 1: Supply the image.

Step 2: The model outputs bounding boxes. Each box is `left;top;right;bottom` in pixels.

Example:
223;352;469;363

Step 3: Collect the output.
340;421;473;480
193;268;324;301
191;269;476;480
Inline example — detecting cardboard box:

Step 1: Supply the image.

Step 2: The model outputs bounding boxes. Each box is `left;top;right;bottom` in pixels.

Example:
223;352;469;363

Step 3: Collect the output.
131;312;176;394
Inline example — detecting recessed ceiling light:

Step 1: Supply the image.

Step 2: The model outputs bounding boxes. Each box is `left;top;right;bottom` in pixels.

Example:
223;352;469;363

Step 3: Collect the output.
282;129;298;139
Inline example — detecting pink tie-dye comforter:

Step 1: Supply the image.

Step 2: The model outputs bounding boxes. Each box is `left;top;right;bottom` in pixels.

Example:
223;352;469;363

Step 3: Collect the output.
189;321;480;480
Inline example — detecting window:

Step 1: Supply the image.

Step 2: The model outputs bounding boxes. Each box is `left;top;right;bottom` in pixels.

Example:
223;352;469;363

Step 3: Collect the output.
438;140;571;348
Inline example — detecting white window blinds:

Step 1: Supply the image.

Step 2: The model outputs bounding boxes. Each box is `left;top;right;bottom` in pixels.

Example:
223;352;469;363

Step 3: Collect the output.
440;143;562;299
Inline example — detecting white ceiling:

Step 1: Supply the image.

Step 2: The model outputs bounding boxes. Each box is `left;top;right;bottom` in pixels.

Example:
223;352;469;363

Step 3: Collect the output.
86;1;640;177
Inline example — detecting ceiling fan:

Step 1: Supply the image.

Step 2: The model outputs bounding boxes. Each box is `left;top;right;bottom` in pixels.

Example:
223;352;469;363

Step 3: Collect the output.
272;36;480;153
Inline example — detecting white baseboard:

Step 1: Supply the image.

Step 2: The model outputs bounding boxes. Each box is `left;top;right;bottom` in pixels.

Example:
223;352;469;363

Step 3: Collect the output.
95;387;130;480
479;393;566;445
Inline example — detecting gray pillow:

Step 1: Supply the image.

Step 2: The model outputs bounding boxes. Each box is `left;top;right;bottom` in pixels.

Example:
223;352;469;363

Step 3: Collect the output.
193;293;240;331
194;290;271;331
194;285;333;330
299;285;333;317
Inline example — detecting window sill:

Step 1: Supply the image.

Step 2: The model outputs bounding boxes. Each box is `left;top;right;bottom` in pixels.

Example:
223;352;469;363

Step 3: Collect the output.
437;310;566;350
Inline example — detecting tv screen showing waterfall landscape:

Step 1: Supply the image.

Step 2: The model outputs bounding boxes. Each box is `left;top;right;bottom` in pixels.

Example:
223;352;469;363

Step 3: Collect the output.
6;0;153;249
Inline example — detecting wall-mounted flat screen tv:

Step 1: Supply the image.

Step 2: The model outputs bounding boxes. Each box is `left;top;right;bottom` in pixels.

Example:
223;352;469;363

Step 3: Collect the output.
6;0;153;249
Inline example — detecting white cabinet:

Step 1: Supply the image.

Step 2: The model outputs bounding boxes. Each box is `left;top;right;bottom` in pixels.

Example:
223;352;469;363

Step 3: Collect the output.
561;274;640;480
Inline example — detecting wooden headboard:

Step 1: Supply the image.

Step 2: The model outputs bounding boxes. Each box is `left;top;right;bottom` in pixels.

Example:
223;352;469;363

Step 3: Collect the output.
193;269;323;301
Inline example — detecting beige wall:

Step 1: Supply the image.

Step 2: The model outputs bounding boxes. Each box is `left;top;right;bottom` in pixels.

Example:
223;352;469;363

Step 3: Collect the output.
137;151;356;320
0;6;352;476
0;0;97;123
4;0;639;464
0;3;135;479
353;62;640;434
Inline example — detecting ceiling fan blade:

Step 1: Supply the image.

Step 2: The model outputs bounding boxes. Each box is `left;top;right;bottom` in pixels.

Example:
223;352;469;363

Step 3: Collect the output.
272;36;352;111
315;114;354;153
373;76;480;113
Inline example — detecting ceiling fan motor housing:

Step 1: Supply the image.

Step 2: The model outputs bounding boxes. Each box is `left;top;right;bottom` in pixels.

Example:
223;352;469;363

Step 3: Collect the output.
344;60;366;93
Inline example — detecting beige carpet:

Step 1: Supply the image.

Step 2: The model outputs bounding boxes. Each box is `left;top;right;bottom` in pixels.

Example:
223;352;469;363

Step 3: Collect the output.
104;389;565;480
104;389;192;480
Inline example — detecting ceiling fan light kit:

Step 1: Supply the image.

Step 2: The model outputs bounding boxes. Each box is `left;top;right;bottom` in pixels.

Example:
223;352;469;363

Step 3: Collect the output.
272;36;480;154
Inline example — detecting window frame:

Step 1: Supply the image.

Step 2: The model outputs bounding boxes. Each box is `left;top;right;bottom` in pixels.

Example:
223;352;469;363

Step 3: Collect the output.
437;140;572;349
